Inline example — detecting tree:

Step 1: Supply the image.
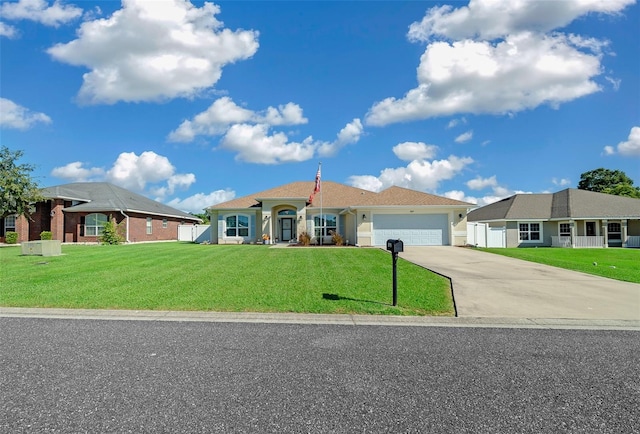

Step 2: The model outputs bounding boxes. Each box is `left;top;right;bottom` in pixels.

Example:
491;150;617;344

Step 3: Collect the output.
191;212;210;224
577;168;640;198
0;146;43;218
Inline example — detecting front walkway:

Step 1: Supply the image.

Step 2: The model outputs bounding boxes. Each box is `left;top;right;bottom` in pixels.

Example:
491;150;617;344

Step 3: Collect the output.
400;246;640;320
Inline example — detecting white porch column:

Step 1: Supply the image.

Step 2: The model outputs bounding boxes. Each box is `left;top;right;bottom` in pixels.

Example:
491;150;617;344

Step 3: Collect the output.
622;219;628;248
602;219;608;248
569;220;576;248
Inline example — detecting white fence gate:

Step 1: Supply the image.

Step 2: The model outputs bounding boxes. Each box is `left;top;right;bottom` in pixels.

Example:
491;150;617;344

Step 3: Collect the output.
178;225;211;243
467;223;506;248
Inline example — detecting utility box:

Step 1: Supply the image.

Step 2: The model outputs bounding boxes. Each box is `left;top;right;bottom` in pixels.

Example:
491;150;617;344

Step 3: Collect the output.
386;239;404;254
21;240;62;257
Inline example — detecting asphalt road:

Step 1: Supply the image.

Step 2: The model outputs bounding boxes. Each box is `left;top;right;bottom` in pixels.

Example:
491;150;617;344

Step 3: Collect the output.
1;318;638;433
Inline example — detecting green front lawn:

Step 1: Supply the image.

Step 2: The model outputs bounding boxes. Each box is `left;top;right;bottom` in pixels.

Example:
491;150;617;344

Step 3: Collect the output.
481;247;640;283
0;243;454;316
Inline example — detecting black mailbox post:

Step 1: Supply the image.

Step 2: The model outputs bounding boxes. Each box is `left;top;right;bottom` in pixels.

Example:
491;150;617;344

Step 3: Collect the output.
386;239;403;306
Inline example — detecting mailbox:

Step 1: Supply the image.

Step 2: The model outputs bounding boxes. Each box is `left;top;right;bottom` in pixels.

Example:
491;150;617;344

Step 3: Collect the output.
386;239;403;254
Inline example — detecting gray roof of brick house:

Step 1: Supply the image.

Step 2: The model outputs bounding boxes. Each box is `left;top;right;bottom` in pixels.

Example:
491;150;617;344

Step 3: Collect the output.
42;182;200;221
468;188;640;222
209;181;474;210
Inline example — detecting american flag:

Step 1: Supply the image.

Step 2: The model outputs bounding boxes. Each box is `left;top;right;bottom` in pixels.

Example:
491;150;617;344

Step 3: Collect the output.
309;163;321;202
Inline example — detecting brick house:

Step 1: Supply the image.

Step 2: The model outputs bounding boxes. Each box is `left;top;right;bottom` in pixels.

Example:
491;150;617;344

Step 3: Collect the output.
0;182;201;243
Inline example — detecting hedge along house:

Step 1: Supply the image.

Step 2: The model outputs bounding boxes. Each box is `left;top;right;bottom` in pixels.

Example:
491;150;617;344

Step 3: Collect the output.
467;188;640;248
0;182;201;244
207;181;474;246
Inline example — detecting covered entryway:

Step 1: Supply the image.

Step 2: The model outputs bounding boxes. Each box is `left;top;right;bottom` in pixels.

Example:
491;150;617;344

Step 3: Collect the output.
372;214;449;246
276;209;297;242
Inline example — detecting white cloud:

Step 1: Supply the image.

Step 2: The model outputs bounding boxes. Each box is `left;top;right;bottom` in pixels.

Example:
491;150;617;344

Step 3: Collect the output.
174;106;362;164
455;130;473;143
0;22;18;38
106;151;180;193
366;32;603;126
393;142;437;161
167;97;307;143
51;161;104;181
365;0;633;127
605;126;640;157
349;155;473;193
51;151;196;200
445;183;531;207
0;98;52;129
47;0;259;104
407;0;634;42
466;175;497;190
0;0;82;27
220;123;316;164
317;118;363;157
166;189;236;214
446;117;466;128
552;177;571;187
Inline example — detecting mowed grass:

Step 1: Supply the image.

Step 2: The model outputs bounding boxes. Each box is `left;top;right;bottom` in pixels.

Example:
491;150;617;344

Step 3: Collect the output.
0;243;454;316
481;247;640;283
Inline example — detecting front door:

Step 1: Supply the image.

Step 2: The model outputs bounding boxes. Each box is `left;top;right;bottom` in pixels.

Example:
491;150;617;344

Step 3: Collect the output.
586;221;597;236
281;218;293;241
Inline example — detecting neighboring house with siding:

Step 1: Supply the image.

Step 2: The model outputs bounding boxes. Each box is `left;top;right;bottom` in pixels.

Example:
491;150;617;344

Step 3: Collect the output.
208;181;474;246
467;188;640;248
0;182;200;243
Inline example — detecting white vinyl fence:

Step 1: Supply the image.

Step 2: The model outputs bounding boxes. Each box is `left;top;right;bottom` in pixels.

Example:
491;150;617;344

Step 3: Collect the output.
178;225;211;243
467;223;506;248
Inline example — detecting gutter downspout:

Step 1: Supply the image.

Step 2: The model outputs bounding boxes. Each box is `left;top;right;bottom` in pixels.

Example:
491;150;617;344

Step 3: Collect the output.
120;210;130;243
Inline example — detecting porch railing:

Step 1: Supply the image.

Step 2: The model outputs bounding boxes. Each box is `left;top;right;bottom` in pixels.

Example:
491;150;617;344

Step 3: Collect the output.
551;236;604;248
627;236;640;248
551;236;571;248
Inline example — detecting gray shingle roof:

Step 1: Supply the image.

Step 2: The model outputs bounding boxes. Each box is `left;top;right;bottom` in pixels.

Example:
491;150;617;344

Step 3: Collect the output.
468;189;640;222
209;181;473;210
42;182;200;221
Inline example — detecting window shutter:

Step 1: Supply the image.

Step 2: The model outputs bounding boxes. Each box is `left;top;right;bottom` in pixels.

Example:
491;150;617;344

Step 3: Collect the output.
80;216;85;236
217;220;225;238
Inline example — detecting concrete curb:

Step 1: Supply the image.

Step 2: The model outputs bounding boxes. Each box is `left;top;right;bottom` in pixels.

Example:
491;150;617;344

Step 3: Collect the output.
1;307;638;330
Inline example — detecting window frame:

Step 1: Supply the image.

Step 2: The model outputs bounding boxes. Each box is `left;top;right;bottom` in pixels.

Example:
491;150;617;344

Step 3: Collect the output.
607;222;621;241
314;214;337;237
85;213;108;237
558;223;571;237
518;222;542;243
4;215;16;232
162;218;168;229
146;217;153;235
224;214;250;237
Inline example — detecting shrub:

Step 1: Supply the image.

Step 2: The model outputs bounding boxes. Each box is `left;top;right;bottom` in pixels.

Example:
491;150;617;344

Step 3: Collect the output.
40;231;52;240
99;217;124;245
5;231;18;244
298;231;311;246
330;230;344;246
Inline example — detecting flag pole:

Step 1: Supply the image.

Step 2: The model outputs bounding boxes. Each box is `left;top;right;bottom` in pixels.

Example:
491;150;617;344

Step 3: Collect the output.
319;162;323;246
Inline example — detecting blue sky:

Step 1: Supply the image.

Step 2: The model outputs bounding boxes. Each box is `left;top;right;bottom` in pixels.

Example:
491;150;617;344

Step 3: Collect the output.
1;0;638;213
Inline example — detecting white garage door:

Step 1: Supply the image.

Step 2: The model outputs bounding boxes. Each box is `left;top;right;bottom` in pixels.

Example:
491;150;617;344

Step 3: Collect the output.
372;214;449;246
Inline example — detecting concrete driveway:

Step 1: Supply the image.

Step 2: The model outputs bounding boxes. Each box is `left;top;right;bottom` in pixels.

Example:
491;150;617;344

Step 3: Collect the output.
399;246;640;320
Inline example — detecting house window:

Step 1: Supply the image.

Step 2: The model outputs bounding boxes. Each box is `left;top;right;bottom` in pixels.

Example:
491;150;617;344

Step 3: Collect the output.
519;222;541;242
85;213;108;236
559;223;571;237
314;214;337;237
146;217;153;235
4;215;16;233
225;215;249;237
162;218;168;229
608;222;621;241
